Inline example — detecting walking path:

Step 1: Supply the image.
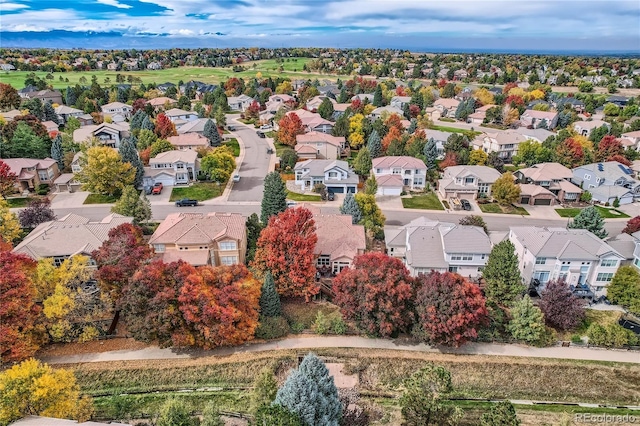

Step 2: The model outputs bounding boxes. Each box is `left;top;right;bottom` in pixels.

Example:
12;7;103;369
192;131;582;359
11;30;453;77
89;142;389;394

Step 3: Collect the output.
42;335;640;365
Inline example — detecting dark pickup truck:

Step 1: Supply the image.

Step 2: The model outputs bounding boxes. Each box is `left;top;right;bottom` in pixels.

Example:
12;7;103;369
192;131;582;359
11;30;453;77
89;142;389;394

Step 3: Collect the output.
175;198;199;207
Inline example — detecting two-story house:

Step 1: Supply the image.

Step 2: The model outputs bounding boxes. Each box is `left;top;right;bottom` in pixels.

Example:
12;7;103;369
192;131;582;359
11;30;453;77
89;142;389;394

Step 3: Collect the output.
306;95;335;112
423;129;453;158
149;212;246;267
573;120;610;137
22;89;63;105
284;110;334;134
471;131;529;161
438;165;502;200
293;159;359;193
371;156;427;195
55;105;84;125
390;96;411;110
144;150;199;187
13;213;132;265
369;106;404;120
433;98;460;118
519;110;559;129
509;226;624;297
167;133;210;151
227;94;254;112
101;102;133;121
515;162;582;203
146;97;177;112
73;122;130;149
1;157;60;192
164;108;198;125
385;217;492;278
572;161;640;205
295;132;346;160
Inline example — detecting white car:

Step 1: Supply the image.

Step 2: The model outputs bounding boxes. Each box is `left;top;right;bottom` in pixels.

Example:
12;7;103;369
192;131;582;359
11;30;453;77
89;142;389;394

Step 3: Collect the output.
286;201;297;208
259;124;272;130
232;174;240;182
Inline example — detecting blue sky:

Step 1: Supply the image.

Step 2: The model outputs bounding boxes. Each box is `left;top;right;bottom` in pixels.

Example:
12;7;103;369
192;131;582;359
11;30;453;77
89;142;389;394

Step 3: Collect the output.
1;0;639;52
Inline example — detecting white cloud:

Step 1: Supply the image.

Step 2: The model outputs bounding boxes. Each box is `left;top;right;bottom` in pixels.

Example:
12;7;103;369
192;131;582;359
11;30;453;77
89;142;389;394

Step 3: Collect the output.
96;0;132;9
0;2;28;12
169;28;195;36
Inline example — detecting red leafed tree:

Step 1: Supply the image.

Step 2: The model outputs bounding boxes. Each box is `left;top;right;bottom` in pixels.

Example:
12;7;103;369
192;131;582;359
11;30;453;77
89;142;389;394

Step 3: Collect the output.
350;98;363;114
413;271;488;347
92;223;155;302
596;135;623;162
409;104;421;118
178;264;261;348
252;207;318;301
503;82;518;94
332;252;415;337
381;126;402;154
395;86;407;96
0;244;42;362
276;112;305;147
132;98;147;114
555;137;584;168
538;280;586;331
438;78;448;88
119;259;197;347
439;152;458;170
245;100;261;120
384;113;404;132
622;216;640;234
0;159;17;198
154;112;177;139
505;95;524;107
607;154;631;166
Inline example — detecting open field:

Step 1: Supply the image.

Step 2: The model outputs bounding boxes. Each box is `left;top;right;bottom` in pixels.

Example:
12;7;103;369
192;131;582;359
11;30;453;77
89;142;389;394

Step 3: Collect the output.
555;206;630;219
0;58;339;89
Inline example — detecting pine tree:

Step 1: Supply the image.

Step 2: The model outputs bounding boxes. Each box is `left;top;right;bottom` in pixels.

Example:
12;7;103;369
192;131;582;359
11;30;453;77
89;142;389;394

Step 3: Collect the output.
353;146;372;176
317;98;335;120
43;101;59;125
340;192;363;224
507;296;546;344
373;85;383;107
246;213;264;263
119;137;144;188
141;115;154;132
338;87;348;103
50;134;64;171
261;171;287;224
407;118;417;134
260;271;281;317
204;119;221;147
364;174;378;195
129;110;146;133
482;240;525;306
111;186;151;224
65;86;77;107
367;129;382;158
568;206;608;239
424;138;438;171
274;353;342;426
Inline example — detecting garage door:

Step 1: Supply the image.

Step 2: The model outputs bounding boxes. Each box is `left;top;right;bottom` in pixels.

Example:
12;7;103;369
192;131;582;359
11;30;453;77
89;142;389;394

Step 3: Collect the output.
153;175;175;186
520;197;530;204
379;187;402;196
327;186;344;193
347;186;356;193
458;193;476;200
533;198;552;205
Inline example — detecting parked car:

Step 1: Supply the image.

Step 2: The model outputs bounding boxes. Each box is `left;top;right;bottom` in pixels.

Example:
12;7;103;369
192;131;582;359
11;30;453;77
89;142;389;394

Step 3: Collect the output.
256;131;266;138
286;201;297;208
152;182;163;194
260;124;272;130
175;198;198;207
143;186;152;195
327;191;335;201
227;125;235;131
460;199;471;211
267;147;274;154
232;174;240;182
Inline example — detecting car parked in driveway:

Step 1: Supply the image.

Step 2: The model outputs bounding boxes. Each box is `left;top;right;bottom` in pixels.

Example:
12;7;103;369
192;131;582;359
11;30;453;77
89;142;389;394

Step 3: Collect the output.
260;124;272;130
175;198;199;207
327;191;335;201
152;182;163;194
461;199;472;211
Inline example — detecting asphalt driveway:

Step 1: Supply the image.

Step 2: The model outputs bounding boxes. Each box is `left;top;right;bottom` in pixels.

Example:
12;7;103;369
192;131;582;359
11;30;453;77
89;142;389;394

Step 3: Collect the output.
227;122;272;202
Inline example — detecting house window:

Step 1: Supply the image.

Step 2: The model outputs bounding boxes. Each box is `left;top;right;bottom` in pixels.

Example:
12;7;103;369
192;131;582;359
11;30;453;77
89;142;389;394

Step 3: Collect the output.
176;163;184;169
414;178;424;185
600;259;617;267
535;257;546;265
219;241;237;251
392;168;401;174
560;265;569;272
534;271;550;283
634;258;640;268
448;266;458;273
478;183;489;193
584;174;591;180
376;169;382;174
52;256;69;267
328;172;338;178
465;177;474;184
317;255;330;266
404;170;411;175
451;254;473;261
38;170;50;181
594;286;605;292
220;256;238;265
596;272;614;282
48;168;55;179
153;244;165;253
415;169;423;175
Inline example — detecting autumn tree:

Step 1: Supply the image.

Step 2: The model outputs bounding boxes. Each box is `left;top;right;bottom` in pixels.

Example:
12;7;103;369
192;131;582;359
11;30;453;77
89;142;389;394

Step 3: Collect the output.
0;359;94;426
459;215;488;234
18;197;56;229
381;126;402;154
413;271;488;347
154;112;177;139
353;146;372;176
277;113;304;147
363;174;378;195
261;171;287;224
568;206;607;239
92;223;154;303
482;240;524;306
253;207;318;300
607;265;640;315
555;137;584;168
111;185;151;225
201;146;236;183
354;193;385;238
75;146;135;196
439;152;458;170
492;172;520;206
0;160;17;198
538;280;585;331
596;135;624;162
179;264;261;348
348;113;366;149
469;149;488;165
622;216;640;234
0;82;21;111
245;100;261;121
507;296;546;344
0;198;21;244
480;401;521;426
333;252;414;337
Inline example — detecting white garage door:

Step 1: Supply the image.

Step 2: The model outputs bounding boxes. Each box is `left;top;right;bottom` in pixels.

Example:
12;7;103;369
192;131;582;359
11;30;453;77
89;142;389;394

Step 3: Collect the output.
378;186;402;196
153;175;175;186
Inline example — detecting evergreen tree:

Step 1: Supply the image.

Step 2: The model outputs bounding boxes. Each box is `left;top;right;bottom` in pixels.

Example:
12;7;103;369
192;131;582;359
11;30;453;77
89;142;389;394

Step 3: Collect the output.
261;171;287;223
424;138;438;171
129;110;146;134
204;119;221;147
317;98;335;120
246;213;264;262
332;113;349;137
480;401;521;426
367;129;382;158
65;86;77;106
274;353;342;426
353;146;372;176
403;103;411;120
507;296;546;344
482;240;525;306
250;367;279;414
410;90;424;109
43;101;59;125
260;271;281;317
119;136;144;188
568;206;607;239
372;85;383;107
339;192;363;224
50;134;64;171
364;174;378;195
407;118;418;134
141;115;154;132
111;186;151;224
338;87;348;103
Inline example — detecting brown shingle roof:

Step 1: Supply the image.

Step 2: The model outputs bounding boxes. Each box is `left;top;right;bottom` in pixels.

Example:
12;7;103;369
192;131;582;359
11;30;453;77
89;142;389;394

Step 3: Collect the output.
149;212;246;245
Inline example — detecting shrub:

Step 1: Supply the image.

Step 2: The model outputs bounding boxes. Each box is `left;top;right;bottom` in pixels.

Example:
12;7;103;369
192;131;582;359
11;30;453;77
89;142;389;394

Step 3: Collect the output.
255;315;290;340
580;191;592;202
331;317;347;335
587;323;638;347
290;322;305;333
78;326;100;343
35;184;49;195
313;311;331;335
613;197;620;208
571;334;583;344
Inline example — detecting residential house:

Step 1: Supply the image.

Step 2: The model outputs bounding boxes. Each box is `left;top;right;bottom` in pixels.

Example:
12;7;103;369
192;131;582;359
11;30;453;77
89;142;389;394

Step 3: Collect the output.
295;131;346;160
265;94;295;114
227;94;254;111
515;162;582;203
509;226;625;297
53;173;81;192
605;95;629;107
101;102;133;121
369;105;404;120
13;213;132;265
433;98;460;118
70;152;84;173
371;156;427;195
0;109;22;122
73;122;130;149
167;133;210;150
513;127;555;143
518;184;557;205
385;217;492;278
149;212;246;267
157;82;176;94
285;109;334;134
571;161;640;204
306;95;335;112
351;94;374;103
472;131;529;160
147;61;162;70
423;107;442;121
467;104;495;125
438;165;502;200
177;118;210;135
22;89;63;105
390;96;411;109
606;232;638;267
164;108;198;125
293;159;358;193
144;150;199;187
1;157;60;192
0;64;15;71
146;97;177;111
555;97;585;113
519;110;558;129
54;105;84;124
573;120;610;137
41;120;60;138
621;130;640;150
423;129;452;158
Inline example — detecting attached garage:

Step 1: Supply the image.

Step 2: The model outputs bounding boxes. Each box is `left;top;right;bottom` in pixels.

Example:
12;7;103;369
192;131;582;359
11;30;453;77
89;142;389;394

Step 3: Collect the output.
457;192;477;200
520;196;530;204
519;184;556;206
327;186;344;193
376;174;403;196
533;198;552;206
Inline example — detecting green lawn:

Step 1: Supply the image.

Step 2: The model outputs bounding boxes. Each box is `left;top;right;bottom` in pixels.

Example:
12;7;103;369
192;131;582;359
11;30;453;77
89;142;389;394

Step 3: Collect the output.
4;197;32;208
555;206;630;219
170;182;224;202
83;193;118;204
286;190;321;201
479;202;529;215
223;138;240;157
275;142;290;157
429;125;481;138
402;192;445;210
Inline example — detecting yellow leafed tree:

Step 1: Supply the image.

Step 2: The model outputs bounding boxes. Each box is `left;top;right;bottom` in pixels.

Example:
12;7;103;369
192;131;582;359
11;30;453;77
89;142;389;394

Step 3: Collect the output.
75;146;135;196
0;198;21;244
34;255;92;301
348;113;365;149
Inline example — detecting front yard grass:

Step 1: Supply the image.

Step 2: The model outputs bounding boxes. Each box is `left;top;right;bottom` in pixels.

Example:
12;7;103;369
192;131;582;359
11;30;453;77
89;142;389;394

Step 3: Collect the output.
281;299;341;329
223;138;240;157
169;182;224;202
84;194;118;204
274;141;289;157
479;202;529;215
402;192;445;210
4;197;33;207
286;190;321;201
555;206;630;219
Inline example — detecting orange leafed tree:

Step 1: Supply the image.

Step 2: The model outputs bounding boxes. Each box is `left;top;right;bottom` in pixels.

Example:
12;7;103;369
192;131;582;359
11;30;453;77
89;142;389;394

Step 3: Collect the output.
178;264;260;348
596;135;624;162
381;126;402;155
277;112;304;147
252;207;319;301
439;151;458;170
154;112;177;139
